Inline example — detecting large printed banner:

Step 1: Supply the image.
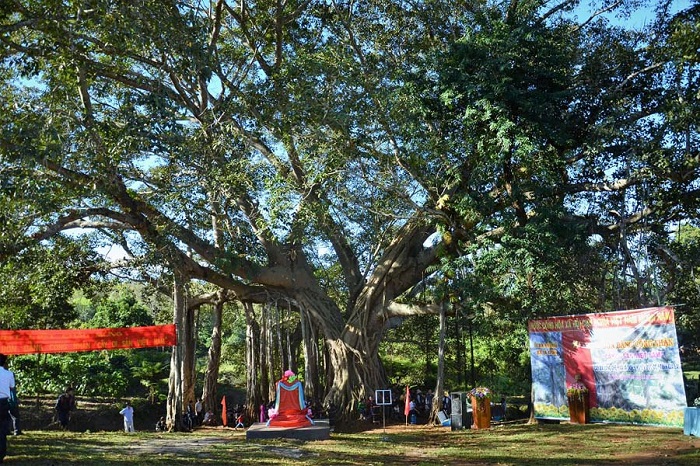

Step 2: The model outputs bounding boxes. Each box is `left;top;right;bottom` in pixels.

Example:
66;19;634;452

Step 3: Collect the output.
0;324;177;355
528;307;686;427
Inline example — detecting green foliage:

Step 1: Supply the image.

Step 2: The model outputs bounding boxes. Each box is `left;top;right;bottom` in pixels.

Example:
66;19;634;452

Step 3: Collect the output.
11;353;127;397
88;292;155;329
659;224;700;356
0;238;102;329
10;349;170;399
132;359;169;403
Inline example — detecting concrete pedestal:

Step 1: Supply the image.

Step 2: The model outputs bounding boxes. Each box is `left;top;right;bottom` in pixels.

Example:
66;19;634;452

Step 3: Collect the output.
245;419;331;441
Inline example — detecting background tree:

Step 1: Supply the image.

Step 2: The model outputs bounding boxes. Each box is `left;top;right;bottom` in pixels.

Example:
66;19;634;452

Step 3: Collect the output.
88;292;155;329
0;237;101;329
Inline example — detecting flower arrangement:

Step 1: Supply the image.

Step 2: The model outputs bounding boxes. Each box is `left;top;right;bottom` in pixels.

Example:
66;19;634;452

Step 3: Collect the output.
469;386;491;400
567;382;589;401
469;387;491;413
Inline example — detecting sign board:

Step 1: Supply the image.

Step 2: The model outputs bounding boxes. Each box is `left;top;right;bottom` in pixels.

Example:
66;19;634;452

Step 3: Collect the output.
375;389;392;406
528;307;686;427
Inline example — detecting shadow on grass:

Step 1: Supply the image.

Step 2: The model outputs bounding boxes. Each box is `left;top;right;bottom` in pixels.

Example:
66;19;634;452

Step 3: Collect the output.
5;423;700;465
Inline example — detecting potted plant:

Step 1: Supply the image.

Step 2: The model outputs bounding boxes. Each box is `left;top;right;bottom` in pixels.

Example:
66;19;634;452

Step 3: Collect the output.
469;387;492;429
566;381;589;424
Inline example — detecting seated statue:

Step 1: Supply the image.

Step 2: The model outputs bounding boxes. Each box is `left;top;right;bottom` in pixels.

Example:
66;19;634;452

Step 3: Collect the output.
267;370;314;428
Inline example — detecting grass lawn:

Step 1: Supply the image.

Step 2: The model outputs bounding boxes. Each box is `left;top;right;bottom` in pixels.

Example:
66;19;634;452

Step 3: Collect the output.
4;422;700;465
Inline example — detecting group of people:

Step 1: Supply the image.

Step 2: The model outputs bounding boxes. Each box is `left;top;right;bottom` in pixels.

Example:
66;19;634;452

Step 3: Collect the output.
358;395;380;423
396;387;452;424
56;385;135;433
0;352;249;460
408;388;442;416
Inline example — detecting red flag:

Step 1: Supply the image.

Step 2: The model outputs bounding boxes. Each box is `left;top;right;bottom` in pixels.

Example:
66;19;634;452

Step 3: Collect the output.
221;396;228;426
404;385;411;417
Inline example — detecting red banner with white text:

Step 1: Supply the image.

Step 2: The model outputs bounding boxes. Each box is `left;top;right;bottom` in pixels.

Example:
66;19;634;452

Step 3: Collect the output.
0;324;177;355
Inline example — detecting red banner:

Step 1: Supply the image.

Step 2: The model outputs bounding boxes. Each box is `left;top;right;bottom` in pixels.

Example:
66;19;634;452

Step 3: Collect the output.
0;324;177;355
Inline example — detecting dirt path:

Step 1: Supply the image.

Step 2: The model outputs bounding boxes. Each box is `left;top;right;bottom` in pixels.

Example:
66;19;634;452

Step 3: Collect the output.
94;430;316;460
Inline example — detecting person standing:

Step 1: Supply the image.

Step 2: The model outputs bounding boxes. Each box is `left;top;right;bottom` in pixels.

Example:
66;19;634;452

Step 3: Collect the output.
0;353;17;464
441;390;451;416
119;401;135;433
409;397;418;424
1;358;20;436
425;389;434;414
184;401;195;431
55;386;76;430
194;397;203;426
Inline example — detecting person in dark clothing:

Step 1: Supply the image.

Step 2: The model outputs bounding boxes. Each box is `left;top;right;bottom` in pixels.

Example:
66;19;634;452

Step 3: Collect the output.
441;391;451;415
55;386;76;430
155;416;167;432
0;353;17;464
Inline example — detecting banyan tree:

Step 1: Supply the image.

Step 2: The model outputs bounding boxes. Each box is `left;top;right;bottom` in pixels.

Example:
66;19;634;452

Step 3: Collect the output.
2;0;698;425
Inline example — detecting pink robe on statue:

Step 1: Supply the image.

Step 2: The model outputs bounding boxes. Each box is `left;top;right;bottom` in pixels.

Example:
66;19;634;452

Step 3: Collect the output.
267;380;314;428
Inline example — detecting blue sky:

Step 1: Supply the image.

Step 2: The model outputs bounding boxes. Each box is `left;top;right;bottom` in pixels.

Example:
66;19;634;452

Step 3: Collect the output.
574;0;694;28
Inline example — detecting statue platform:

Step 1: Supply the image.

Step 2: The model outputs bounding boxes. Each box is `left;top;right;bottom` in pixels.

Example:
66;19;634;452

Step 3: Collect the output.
245;418;331;441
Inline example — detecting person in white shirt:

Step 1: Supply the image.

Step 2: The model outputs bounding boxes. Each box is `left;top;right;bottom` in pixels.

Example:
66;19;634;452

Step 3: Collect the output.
119;400;135;433
194;397;203;425
1;358;20;436
0;353;17;463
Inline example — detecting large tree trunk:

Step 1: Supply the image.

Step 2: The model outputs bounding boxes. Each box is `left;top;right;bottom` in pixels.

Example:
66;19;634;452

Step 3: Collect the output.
263;304;276;400
324;331;387;426
182;300;197;410
203;202;224;418
300;307;321;404
430;302;447;424
202;293;224;417
167;274;186;431
245;302;267;421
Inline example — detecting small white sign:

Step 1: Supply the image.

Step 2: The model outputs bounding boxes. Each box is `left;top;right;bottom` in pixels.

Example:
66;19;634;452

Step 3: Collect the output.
375;389;392;406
